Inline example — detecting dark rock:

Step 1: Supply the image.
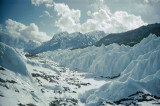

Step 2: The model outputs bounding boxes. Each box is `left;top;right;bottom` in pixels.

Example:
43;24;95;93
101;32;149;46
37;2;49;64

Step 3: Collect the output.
0;66;5;71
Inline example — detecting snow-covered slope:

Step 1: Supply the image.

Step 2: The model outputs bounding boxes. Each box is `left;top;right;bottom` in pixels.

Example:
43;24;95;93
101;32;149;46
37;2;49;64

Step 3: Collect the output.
29;31;106;54
0;43;105;106
0;42;47;105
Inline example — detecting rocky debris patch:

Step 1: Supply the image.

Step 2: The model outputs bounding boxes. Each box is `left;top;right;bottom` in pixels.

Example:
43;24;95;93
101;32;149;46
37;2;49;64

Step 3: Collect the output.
98;91;160;106
100;74;120;79
59;67;67;73
30;62;93;105
25;54;58;67
49;98;78;106
94;74;121;80
0;66;6;71
0;91;4;97
0;84;9;89
0;94;4;97
64;73;91;89
0;77;17;90
0;78;17;84
25;54;38;59
18;103;37;106
98;101;115;106
31;73;59;84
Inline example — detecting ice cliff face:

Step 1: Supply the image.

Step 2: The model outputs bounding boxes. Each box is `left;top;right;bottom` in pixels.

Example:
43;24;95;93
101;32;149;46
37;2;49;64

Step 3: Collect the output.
0;42;28;75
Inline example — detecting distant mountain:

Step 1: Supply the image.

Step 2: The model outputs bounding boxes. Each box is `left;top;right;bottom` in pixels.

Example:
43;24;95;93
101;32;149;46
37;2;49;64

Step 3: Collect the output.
62;23;160;50
29;31;106;54
2;23;159;54
0;32;41;52
95;23;160;47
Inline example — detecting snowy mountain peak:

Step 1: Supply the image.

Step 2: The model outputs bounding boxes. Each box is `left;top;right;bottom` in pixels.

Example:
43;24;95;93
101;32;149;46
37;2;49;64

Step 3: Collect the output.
52;32;69;39
29;31;107;54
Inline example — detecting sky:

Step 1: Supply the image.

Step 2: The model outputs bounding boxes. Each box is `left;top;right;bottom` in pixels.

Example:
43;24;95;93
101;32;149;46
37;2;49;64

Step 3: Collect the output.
0;0;160;42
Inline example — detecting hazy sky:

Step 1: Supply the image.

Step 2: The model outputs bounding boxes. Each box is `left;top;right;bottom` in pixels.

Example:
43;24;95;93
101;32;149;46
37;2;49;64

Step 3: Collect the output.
0;0;160;42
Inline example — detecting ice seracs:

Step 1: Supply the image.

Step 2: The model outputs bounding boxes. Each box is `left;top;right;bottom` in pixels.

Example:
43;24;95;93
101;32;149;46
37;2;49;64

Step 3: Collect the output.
39;34;160;78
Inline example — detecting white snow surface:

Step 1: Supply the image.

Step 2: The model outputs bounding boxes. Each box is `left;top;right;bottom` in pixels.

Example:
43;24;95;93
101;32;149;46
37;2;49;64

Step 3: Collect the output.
0;43;105;106
39;34;160;105
0;42;48;106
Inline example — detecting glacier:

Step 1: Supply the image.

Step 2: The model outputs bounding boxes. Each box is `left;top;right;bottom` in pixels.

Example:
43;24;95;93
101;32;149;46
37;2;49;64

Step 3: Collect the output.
0;33;160;105
39;34;160;105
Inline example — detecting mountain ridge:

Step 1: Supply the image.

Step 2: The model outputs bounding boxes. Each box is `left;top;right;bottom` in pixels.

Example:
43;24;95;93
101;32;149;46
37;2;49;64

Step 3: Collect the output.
30;23;160;54
72;23;160;50
1;23;160;54
95;23;160;47
29;31;106;54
